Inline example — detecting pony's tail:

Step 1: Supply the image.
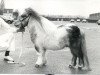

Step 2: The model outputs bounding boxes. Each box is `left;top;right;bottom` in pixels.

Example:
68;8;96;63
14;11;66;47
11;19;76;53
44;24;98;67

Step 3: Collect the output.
80;31;91;71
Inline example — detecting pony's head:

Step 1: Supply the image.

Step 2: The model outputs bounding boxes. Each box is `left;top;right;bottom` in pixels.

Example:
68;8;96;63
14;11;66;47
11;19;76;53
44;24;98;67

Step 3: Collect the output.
14;7;41;31
14;10;30;28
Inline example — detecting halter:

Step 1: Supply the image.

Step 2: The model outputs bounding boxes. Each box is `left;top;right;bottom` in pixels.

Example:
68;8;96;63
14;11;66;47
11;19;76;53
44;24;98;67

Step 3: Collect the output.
19;15;30;28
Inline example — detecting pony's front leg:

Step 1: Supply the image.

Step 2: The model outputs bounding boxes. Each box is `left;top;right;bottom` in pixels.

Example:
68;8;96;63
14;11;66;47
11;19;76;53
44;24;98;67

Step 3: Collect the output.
35;49;47;68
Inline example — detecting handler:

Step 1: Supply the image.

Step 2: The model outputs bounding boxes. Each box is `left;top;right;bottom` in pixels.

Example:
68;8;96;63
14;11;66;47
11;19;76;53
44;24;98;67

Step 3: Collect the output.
0;17;18;61
0;10;22;62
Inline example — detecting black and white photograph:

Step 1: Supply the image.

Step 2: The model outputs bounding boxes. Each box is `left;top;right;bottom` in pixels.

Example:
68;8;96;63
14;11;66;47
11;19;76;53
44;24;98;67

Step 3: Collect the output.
0;0;100;74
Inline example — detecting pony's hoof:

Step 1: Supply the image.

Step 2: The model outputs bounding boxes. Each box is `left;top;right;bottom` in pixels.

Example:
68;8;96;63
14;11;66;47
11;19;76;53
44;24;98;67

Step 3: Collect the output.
35;64;41;68
35;64;44;68
43;63;46;66
68;65;75;69
78;66;82;70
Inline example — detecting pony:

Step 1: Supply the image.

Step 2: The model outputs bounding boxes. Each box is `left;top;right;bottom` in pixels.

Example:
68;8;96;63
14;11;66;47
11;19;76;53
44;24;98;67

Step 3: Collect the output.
14;8;91;71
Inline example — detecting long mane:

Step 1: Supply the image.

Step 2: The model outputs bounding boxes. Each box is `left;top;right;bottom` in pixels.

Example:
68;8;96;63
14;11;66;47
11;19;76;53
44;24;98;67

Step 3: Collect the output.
25;8;58;34
25;8;41;24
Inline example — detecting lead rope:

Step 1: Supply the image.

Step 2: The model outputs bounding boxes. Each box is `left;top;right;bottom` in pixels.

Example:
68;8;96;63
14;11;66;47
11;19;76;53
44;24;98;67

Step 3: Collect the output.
8;32;25;66
16;32;26;66
18;32;24;60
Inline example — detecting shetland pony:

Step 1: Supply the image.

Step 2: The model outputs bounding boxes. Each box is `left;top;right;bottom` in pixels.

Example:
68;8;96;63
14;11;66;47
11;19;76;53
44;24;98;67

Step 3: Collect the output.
14;8;91;70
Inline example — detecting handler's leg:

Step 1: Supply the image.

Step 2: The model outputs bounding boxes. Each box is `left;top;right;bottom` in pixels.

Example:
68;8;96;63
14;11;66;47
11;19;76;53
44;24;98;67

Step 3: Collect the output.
4;33;15;61
4;51;14;61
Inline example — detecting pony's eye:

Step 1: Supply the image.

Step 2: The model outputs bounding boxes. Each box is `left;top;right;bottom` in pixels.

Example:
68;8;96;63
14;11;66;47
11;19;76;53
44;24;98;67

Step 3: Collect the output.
21;14;27;18
21;13;28;18
19;15;26;21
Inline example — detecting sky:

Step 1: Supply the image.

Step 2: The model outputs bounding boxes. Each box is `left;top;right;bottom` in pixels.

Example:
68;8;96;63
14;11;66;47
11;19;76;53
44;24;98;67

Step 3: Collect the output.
1;0;100;17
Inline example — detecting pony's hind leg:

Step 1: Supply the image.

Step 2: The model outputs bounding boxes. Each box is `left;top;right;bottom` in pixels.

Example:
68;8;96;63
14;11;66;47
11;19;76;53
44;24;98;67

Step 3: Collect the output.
35;47;47;68
80;32;91;71
82;55;91;71
78;57;84;70
69;55;77;68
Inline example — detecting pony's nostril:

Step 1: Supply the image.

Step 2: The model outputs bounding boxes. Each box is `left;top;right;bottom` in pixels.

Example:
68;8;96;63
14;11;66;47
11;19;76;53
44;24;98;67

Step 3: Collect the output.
15;25;19;27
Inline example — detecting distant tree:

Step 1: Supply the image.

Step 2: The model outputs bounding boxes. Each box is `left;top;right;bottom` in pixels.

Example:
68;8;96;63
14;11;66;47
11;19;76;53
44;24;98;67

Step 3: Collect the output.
0;9;3;15
0;0;5;15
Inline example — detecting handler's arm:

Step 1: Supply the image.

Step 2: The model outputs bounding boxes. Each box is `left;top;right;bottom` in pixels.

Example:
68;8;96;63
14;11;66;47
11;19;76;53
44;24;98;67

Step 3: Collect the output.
1;18;18;33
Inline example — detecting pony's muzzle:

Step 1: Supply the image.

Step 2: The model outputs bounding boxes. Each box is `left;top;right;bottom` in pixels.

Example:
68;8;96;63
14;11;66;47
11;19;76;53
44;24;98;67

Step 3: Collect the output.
14;21;21;28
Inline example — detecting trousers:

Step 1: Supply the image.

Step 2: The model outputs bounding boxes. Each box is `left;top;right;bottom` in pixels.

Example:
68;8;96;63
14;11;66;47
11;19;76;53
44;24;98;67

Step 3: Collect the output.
0;33;15;52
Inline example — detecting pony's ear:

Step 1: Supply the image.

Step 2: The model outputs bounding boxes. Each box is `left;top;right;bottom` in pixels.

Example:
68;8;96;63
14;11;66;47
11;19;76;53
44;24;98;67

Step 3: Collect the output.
28;12;32;16
25;8;32;16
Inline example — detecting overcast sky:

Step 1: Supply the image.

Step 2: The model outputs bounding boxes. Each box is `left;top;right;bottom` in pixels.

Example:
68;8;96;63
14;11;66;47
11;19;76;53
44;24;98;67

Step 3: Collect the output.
1;0;100;17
